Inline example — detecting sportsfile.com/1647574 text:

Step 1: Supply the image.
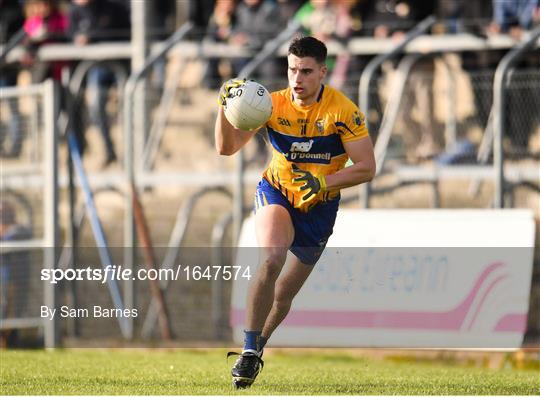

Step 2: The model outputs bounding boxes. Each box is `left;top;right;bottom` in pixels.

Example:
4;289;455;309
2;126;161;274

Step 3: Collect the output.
40;265;252;284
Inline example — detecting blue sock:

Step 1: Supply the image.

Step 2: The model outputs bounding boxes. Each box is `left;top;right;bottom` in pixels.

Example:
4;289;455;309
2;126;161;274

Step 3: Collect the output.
243;330;262;353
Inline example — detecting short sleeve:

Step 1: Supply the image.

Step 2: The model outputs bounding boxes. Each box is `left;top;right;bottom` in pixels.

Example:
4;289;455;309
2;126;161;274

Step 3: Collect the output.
337;105;369;143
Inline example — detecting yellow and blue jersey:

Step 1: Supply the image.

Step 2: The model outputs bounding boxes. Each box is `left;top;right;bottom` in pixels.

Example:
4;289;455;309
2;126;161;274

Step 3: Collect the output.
262;84;369;212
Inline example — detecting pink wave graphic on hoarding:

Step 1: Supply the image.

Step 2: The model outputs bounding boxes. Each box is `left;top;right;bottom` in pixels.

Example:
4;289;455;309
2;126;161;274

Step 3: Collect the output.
466;274;508;330
494;314;527;332
231;262;524;332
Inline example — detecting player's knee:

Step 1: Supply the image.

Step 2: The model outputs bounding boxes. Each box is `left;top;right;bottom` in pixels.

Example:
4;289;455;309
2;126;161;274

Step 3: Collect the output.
273;290;294;310
259;251;287;281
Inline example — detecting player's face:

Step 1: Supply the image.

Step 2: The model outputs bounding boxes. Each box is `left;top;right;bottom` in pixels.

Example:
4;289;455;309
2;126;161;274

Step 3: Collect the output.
287;54;327;105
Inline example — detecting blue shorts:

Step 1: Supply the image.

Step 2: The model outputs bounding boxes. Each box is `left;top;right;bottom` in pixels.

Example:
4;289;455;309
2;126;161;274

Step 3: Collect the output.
254;178;339;265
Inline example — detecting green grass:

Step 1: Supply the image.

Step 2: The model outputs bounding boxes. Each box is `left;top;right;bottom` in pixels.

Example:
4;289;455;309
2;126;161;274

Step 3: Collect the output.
1;349;539;395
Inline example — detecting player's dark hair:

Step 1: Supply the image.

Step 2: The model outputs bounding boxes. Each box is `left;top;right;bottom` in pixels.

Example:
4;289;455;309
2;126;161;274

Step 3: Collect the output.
288;36;327;64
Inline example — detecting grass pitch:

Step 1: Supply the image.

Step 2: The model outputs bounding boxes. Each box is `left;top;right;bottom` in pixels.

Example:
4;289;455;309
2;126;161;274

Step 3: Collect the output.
1;349;539;395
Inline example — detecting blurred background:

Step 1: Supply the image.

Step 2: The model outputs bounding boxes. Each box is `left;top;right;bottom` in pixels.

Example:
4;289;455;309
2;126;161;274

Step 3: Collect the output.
0;0;539;350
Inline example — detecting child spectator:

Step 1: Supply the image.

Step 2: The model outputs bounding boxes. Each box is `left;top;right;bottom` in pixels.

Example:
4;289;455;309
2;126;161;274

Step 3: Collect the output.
21;0;68;82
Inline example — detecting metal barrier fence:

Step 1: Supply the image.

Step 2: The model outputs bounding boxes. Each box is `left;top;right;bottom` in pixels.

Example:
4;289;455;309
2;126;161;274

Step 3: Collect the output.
357;25;540;208
0;81;59;347
371;66;540;163
360;63;539;208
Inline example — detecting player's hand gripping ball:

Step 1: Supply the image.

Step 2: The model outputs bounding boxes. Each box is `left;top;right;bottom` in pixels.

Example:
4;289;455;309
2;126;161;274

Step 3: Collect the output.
219;78;273;131
218;78;245;107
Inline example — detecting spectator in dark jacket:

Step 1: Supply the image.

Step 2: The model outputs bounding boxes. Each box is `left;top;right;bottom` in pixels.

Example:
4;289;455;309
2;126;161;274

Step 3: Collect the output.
228;0;290;165
69;0;130;167
204;0;237;89
434;0;492;35
148;0;176;91
230;0;286;83
69;0;130;43
361;0;433;38
188;0;217;38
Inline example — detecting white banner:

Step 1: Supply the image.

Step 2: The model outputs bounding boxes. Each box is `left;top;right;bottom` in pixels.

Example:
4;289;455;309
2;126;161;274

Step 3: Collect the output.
231;210;535;348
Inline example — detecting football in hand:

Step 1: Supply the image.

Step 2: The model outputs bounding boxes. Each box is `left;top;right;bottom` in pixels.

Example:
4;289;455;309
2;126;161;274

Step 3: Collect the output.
224;80;273;131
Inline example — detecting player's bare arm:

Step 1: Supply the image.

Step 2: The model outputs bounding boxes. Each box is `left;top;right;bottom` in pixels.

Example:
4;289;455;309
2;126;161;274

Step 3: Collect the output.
325;136;376;190
214;106;256;155
291;136;375;208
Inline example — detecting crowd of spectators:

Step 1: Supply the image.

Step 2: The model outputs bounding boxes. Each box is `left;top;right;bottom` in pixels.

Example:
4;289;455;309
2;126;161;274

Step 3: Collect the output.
197;0;538;161
0;0;173;167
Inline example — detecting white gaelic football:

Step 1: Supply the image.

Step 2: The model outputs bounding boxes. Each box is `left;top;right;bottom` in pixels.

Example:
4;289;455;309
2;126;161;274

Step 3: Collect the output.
224;80;273;131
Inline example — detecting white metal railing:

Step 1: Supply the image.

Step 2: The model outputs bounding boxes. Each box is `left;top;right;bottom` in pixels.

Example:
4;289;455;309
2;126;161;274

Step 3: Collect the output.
2;33;539;63
0;80;59;348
